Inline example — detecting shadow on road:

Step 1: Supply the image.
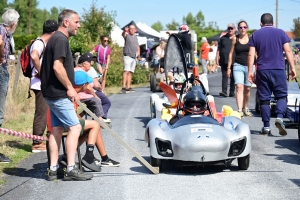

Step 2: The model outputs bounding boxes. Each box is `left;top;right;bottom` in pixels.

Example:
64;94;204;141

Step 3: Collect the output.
135;117;150;128
130;156;241;175
2;162;48;180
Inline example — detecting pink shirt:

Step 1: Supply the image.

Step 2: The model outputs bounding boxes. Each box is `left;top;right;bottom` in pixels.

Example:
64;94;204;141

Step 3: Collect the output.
93;45;111;64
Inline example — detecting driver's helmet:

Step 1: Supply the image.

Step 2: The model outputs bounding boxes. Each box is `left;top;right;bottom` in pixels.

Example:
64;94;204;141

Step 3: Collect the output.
179;24;189;33
173;73;186;93
183;89;207;115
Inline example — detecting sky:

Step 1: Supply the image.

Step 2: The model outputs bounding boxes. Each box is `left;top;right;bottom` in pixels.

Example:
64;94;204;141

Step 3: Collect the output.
36;0;299;32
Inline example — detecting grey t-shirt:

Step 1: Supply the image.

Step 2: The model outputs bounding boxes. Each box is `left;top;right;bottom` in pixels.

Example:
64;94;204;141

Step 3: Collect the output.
123;34;138;58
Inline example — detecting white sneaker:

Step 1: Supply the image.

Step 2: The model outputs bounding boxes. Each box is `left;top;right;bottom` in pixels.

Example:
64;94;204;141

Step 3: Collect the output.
103;118;111;123
251;83;257;88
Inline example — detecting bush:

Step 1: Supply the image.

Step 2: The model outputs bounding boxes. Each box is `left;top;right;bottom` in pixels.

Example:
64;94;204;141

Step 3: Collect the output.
13;34;39;51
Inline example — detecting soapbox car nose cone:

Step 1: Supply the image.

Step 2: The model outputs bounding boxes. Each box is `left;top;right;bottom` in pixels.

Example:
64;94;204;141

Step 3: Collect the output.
175;132;229;152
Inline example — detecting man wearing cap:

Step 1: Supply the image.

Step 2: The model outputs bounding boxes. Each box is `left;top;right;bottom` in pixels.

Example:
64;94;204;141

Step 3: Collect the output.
216;23;236;97
40;9;92;181
30;19;58;153
200;37;210;74
74;52;105;123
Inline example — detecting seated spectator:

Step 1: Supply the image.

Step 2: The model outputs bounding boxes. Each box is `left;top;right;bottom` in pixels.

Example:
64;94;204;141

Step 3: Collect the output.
78;53;112;125
59;71;120;172
74;55;106;124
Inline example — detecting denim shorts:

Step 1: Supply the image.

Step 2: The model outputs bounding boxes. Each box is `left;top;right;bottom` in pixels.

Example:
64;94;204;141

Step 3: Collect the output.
44;98;80;128
233;63;251;86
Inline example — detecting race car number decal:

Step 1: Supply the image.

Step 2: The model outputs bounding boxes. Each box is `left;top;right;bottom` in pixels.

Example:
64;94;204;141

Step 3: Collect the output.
191;128;213;133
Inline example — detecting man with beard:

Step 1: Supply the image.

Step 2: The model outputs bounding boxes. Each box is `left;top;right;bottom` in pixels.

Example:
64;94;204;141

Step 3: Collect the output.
40;9;92;181
0;8;19;163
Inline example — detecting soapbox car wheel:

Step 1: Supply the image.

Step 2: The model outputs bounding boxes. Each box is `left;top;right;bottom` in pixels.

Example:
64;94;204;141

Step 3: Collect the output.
150;74;156;93
237;154;250;170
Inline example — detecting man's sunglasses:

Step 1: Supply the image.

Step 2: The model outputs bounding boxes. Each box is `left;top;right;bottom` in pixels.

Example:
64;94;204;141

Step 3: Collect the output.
239;26;248;30
103;40;109;42
227;27;234;30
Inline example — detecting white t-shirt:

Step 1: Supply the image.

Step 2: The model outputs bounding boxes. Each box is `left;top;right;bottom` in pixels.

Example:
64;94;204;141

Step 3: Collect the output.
208;46;217;60
86;67;98;92
30;38;45;90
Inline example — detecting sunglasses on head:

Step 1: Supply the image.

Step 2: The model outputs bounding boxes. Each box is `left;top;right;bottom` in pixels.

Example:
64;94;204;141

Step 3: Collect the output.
227;27;234;30
239;26;248;30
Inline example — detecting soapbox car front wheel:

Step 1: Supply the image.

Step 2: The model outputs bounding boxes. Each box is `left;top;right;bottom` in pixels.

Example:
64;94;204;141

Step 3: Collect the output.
150;156;162;169
237;154;250;170
150;100;156;119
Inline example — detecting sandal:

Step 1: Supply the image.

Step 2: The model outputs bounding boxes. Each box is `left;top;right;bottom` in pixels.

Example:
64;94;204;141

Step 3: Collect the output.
238;110;244;118
242;108;252;117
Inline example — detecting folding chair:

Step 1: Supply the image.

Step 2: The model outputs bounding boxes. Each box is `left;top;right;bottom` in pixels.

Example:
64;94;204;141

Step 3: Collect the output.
45;108;83;171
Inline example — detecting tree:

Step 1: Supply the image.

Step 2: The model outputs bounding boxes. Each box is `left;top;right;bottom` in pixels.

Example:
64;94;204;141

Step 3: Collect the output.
69;0;117;53
0;0;8;15
151;21;163;32
81;0;117;42
166;19;179;30
292;17;300;38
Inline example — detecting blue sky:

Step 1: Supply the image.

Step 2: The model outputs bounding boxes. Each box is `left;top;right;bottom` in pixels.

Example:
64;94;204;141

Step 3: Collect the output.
36;0;299;32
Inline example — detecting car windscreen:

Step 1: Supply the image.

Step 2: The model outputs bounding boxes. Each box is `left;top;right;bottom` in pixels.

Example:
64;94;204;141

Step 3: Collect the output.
172;115;219;128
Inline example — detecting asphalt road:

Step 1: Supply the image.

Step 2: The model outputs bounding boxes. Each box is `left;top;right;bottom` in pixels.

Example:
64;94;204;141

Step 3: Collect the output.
0;71;299;200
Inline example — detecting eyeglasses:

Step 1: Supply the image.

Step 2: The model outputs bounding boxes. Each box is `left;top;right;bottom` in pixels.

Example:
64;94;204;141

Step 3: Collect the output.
239;26;248;30
227;27;234;30
103;40;109;42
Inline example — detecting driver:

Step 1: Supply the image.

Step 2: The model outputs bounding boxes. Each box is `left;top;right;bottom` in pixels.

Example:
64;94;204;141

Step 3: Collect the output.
173;72;186;93
169;88;207;125
183;89;207;115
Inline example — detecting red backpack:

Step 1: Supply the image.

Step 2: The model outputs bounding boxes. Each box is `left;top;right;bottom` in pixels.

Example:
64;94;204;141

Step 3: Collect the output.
20;38;45;78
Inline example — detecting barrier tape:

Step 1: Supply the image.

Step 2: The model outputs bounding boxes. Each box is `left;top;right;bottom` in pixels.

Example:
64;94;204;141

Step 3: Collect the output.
0;127;48;141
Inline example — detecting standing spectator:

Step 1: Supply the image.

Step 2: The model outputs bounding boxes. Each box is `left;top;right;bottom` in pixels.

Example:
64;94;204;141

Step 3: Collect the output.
121;24;140;94
152;41;166;73
227;21;252;117
0;8;19;163
40;9;92;181
30;20;58;153
248;13;296;136
213;41;219;72
200;37;210;74
208;41;217;74
216;23;236;97
90;35;111;92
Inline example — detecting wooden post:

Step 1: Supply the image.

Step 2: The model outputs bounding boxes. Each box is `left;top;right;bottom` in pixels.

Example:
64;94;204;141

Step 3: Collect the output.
13;52;21;95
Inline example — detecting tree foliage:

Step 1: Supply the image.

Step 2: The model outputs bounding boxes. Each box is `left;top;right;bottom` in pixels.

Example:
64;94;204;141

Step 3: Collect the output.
292;17;300;38
166;19;179;30
151;21;163;32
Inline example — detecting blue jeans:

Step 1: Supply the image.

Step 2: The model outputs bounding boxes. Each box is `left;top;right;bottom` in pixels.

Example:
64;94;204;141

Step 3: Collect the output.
96;91;111;119
201;59;208;74
0;64;9;126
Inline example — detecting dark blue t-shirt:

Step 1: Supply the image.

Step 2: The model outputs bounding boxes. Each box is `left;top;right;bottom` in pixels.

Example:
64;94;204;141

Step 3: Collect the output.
248;26;290;70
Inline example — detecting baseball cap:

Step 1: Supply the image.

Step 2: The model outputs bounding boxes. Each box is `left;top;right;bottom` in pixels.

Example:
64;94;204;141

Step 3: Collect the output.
78;52;97;64
43;20;58;33
74;71;93;86
227;23;236;28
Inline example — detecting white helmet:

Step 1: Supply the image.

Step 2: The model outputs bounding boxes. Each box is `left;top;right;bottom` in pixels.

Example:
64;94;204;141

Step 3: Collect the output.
179;24;189;33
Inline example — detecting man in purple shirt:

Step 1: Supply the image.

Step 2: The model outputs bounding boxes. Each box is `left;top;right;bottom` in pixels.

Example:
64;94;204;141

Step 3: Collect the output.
248;13;296;136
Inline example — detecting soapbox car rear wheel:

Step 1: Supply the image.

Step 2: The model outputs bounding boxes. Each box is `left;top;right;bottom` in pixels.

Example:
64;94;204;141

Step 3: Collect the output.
237;154;250;170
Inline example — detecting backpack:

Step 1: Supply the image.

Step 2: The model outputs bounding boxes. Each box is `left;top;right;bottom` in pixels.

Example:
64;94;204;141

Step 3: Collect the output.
20;38;45;78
